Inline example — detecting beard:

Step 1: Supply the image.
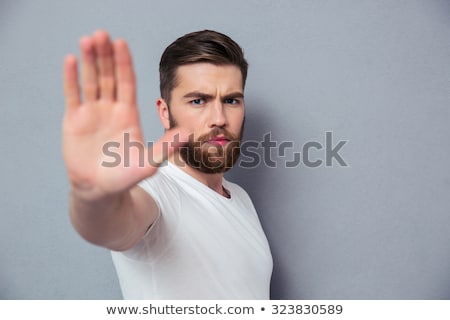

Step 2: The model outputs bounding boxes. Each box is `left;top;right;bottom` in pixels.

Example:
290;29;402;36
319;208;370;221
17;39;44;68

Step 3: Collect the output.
169;114;244;174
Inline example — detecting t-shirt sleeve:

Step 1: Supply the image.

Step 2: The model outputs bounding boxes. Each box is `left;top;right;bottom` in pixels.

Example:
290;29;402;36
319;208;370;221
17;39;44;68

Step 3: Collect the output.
115;171;182;262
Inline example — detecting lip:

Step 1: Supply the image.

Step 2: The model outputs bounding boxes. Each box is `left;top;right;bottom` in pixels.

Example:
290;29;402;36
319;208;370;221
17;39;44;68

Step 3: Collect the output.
207;137;230;146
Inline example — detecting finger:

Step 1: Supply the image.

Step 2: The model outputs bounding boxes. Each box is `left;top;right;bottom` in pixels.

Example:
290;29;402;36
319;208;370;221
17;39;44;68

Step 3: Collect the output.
63;54;81;110
80;36;98;102
145;128;191;172
113;39;136;106
93;30;115;101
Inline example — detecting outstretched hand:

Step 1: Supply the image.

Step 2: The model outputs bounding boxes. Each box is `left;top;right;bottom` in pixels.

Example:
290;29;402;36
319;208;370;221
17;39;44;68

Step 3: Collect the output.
62;30;188;201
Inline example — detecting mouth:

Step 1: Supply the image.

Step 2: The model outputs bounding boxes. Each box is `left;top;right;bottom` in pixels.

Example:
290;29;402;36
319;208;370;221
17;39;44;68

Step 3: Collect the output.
206;136;230;146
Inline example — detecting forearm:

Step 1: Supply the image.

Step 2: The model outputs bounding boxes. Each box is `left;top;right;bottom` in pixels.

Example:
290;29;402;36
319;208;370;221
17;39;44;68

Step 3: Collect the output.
69;184;157;251
69;189;136;250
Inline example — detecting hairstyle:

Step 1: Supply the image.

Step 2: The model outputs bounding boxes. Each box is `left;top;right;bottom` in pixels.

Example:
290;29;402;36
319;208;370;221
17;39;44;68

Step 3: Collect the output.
159;30;248;105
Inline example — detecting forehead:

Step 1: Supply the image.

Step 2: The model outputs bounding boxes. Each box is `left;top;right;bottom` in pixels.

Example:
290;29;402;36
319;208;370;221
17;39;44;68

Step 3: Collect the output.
173;63;243;94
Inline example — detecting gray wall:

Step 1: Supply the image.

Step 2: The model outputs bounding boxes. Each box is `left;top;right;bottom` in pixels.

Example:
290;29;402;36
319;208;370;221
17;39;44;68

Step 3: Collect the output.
1;0;449;299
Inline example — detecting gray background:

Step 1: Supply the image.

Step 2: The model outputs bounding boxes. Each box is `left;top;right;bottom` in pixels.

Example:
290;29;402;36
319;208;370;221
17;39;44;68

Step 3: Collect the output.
1;0;449;299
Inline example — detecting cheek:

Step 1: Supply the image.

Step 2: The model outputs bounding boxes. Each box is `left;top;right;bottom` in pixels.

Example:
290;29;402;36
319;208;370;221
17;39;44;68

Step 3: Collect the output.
171;108;203;127
230;110;245;129
177;114;208;139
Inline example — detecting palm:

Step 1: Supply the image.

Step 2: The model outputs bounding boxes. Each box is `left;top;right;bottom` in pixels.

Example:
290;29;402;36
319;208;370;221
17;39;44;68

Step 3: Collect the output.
62;31;185;199
63;99;145;196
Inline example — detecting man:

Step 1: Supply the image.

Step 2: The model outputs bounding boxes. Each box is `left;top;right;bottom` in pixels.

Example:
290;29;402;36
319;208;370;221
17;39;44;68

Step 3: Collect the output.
62;29;272;299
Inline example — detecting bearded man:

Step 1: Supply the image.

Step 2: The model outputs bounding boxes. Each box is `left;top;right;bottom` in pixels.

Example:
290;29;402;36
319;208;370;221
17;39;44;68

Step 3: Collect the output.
62;29;272;299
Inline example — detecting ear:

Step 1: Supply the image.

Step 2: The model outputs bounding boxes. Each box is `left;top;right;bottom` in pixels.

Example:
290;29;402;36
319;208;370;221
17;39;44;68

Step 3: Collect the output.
156;98;171;130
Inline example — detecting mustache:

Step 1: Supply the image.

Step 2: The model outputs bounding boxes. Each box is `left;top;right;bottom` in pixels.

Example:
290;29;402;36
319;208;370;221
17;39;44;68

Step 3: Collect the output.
194;127;240;144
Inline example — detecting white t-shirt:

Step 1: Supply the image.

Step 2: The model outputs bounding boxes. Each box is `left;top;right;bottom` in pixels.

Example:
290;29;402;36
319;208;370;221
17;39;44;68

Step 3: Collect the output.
111;162;273;299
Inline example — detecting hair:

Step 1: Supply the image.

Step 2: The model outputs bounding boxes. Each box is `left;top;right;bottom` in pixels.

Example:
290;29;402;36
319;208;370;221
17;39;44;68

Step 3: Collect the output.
159;30;248;105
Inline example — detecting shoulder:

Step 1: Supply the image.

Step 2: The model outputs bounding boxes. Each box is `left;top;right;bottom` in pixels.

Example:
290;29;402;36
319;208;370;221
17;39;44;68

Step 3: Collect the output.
138;164;181;201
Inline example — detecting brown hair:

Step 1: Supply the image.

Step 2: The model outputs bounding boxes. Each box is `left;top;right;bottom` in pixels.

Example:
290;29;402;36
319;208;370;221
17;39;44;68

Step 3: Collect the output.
159;30;248;105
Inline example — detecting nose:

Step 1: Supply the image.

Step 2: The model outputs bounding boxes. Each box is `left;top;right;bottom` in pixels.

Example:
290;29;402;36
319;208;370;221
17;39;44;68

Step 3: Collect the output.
208;100;227;128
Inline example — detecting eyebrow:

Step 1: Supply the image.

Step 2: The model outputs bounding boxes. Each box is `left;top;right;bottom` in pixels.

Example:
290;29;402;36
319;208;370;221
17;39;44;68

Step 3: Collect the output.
183;91;244;100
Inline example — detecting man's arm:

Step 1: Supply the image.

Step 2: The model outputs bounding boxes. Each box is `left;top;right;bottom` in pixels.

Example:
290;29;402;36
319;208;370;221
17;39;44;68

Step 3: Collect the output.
62;30;187;251
69;185;158;251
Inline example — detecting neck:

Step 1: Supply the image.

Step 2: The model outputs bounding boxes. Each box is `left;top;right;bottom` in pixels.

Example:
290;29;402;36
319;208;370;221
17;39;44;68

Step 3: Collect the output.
168;156;225;195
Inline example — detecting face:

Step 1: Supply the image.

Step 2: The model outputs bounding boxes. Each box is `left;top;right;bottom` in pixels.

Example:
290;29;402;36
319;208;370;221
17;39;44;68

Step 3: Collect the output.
158;63;245;174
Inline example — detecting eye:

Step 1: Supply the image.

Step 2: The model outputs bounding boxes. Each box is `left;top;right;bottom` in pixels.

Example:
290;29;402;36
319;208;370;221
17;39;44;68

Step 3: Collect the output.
224;98;240;105
190;98;205;106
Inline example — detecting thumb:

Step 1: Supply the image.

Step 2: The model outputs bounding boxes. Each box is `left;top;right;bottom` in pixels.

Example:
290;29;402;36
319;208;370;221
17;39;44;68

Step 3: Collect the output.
145;128;191;171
